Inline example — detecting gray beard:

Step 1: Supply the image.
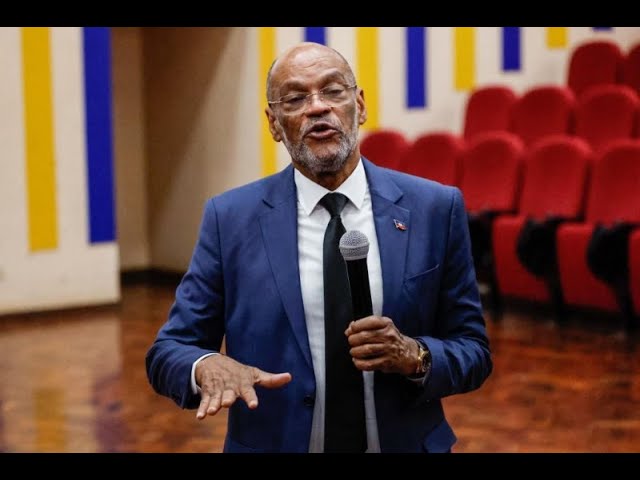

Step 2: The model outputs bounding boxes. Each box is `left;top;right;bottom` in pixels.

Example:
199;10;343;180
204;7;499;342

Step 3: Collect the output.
282;112;359;176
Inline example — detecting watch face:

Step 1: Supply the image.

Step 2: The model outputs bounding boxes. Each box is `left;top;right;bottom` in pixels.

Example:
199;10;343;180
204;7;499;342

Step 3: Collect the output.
418;348;428;373
418;346;431;374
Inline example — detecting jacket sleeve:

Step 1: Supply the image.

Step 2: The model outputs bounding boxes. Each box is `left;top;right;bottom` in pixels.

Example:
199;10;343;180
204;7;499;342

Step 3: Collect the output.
145;198;226;409
418;187;493;399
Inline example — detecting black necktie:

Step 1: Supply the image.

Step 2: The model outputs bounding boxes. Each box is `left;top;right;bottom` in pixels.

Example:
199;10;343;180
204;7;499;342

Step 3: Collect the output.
320;192;367;453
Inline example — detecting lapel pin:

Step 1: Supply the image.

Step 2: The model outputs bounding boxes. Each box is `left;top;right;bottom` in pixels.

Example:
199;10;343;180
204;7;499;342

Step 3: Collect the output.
393;219;407;231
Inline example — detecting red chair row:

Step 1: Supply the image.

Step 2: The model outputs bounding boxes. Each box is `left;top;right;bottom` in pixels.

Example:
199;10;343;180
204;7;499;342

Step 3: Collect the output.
568;39;640;98
555;140;640;325
360;82;640;172
462;83;640;152
361;127;640;328
486;136;640;329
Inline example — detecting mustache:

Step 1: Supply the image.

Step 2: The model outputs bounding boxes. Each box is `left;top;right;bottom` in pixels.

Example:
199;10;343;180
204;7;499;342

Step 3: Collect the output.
302;120;343;136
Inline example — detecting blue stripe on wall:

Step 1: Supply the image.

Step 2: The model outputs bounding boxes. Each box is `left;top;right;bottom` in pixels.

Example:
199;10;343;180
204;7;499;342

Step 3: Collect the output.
305;27;326;45
83;27;115;243
406;27;426;108
502;27;521;71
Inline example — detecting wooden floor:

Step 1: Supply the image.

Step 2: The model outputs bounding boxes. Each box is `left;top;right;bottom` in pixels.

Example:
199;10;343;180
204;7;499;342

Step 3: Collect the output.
1;283;639;453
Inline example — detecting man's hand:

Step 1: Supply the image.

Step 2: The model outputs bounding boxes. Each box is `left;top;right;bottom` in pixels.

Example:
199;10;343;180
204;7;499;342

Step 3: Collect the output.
195;354;292;420
345;316;419;376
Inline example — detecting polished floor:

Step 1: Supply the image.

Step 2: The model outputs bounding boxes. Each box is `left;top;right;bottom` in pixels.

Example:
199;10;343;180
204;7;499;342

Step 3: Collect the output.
0;283;639;453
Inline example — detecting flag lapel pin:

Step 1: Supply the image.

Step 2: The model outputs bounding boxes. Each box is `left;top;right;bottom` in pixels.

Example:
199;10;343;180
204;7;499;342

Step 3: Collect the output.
393;219;407;231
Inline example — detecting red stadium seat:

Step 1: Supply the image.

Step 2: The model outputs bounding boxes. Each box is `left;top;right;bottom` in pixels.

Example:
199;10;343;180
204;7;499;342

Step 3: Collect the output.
575;84;639;153
509;85;575;147
622;43;640;97
492;136;591;304
459;131;524;215
396;132;464;185
463;85;517;141
359;129;409;170
556;140;640;318
459;131;524;310
567;40;624;98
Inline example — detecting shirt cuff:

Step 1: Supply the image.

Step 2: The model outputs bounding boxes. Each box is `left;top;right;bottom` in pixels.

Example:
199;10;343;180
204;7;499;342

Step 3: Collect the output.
190;352;219;395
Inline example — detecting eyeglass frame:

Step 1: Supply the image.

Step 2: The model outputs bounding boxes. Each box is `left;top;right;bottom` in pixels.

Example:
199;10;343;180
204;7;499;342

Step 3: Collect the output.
267;84;358;113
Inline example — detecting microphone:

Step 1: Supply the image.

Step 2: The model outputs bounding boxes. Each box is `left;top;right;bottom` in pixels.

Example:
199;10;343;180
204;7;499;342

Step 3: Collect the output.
339;230;373;320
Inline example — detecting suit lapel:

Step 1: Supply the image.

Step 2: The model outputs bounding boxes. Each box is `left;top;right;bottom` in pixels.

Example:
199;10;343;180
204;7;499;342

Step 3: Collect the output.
259;166;312;368
363;159;410;325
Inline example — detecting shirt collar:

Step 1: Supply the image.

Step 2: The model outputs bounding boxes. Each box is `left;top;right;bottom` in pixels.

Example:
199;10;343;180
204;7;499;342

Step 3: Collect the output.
294;158;367;216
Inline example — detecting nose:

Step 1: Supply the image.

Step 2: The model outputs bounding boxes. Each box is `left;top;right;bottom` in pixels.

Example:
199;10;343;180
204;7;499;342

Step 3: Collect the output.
304;92;332;114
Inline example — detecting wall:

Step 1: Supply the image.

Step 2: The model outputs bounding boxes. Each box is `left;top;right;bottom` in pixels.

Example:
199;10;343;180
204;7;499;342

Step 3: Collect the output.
112;28;150;270
0;27;119;315
143;27;260;271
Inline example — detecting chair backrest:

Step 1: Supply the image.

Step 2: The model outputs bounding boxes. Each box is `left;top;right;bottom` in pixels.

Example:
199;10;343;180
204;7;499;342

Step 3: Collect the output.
509;85;575;147
359;129;409;170
462;85;517;141
622;42;640;97
585;139;640;224
458;131;524;213
518;135;592;219
396;132;464;185
567;40;624;98
575;84;639;153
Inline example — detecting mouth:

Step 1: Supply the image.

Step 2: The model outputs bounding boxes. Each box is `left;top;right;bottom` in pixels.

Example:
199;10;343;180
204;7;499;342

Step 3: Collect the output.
304;122;340;140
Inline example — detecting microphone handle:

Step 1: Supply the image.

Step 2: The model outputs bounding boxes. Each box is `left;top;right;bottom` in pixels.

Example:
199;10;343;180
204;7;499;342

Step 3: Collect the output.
345;259;373;320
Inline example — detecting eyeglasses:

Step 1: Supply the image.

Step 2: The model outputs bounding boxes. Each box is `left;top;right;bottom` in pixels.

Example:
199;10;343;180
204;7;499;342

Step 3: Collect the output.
268;84;357;114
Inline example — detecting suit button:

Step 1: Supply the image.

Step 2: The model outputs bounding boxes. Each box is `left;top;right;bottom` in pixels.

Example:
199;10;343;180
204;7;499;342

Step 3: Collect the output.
303;395;315;407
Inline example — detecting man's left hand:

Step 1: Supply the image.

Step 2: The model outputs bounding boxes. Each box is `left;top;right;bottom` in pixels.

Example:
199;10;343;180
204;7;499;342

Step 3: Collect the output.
345;316;418;376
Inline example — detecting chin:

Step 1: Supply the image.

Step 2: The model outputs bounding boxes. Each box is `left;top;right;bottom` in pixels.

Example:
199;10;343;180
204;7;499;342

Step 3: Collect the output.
310;157;348;175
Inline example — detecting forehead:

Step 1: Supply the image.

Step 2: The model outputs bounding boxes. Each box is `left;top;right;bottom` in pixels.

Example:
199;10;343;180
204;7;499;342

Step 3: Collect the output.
272;48;350;89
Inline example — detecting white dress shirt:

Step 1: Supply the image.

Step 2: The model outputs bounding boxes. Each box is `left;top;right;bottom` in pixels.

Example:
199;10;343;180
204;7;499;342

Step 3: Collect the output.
191;159;384;452
295;159;383;453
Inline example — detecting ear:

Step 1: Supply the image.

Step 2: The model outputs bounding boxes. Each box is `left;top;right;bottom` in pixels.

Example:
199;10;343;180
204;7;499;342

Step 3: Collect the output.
356;88;367;126
265;107;283;142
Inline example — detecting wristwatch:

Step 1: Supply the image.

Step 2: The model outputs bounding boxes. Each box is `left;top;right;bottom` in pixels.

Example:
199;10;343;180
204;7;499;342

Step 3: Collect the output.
415;339;432;376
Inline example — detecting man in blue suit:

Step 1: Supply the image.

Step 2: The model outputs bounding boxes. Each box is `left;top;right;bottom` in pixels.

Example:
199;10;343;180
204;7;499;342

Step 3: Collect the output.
146;42;492;453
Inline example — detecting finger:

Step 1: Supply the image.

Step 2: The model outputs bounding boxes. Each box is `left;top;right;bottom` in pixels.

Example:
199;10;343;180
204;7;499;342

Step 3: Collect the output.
350;343;386;359
347;316;389;334
353;355;390;372
255;371;292;389
239;384;259;409
206;378;223;415
197;393;211;420
347;328;385;347
220;388;238;408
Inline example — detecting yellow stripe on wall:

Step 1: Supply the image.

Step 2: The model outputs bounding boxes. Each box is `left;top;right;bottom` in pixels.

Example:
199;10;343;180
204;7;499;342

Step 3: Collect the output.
454;27;475;91
259;27;277;177
21;27;58;251
547;27;568;48
356;27;379;130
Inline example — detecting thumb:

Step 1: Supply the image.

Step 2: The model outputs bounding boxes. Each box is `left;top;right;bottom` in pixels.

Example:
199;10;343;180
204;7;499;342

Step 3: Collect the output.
254;370;292;389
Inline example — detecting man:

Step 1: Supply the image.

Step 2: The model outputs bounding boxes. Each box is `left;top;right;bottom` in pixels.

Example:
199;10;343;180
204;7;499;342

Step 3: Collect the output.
146;42;492;453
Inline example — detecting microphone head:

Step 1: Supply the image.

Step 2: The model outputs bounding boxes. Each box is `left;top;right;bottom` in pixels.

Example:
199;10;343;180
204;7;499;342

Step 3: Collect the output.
339;230;369;261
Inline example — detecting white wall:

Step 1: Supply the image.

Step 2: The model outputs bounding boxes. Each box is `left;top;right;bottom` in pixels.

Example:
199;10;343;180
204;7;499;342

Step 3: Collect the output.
0;27;119;315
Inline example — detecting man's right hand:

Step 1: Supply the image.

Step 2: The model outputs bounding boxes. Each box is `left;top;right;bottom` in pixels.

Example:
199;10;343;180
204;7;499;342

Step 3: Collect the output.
195;354;292;420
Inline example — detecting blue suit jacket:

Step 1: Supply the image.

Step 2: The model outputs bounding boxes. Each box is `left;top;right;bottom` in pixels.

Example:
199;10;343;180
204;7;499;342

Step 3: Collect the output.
146;158;492;453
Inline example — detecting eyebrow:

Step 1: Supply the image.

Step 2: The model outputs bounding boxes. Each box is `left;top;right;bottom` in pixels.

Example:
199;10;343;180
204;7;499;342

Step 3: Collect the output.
278;70;348;93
